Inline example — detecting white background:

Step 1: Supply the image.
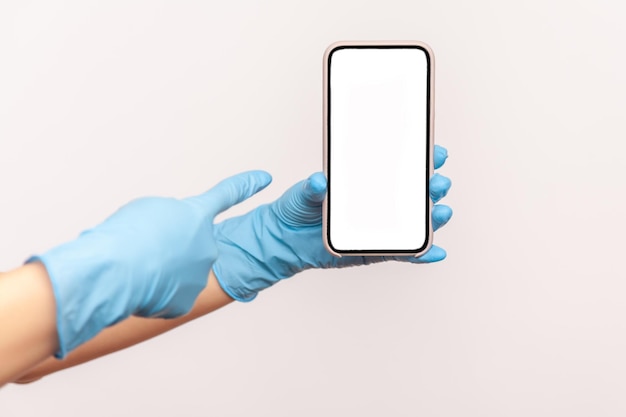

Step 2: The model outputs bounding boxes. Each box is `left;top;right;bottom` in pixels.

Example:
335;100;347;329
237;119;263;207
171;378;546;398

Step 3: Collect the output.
1;1;626;416
330;48;427;251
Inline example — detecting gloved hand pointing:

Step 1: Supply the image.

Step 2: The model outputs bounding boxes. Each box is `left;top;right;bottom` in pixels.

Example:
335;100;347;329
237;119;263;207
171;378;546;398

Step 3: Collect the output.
213;146;452;302
29;170;271;358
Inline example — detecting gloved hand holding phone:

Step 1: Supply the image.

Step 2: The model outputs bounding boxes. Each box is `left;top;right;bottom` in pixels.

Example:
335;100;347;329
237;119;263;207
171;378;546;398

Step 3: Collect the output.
213;145;452;302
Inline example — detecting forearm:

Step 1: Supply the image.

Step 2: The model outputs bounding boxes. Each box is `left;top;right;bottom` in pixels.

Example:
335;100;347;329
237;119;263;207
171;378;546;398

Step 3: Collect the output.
15;270;233;383
0;263;59;385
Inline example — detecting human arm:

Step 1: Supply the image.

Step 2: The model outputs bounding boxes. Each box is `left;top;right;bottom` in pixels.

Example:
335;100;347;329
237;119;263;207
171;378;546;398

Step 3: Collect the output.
2;171;270;385
15;270;232;384
0;263;59;384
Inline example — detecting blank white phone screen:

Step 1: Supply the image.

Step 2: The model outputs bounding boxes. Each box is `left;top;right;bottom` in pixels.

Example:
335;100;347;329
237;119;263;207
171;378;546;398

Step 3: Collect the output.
328;47;429;252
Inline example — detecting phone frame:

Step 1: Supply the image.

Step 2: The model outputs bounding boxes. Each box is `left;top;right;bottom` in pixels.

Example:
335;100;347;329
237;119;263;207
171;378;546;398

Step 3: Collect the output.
322;40;435;257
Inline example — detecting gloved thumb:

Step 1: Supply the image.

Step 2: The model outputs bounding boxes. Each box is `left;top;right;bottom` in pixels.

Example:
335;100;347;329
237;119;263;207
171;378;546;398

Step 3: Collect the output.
272;172;327;227
186;170;272;218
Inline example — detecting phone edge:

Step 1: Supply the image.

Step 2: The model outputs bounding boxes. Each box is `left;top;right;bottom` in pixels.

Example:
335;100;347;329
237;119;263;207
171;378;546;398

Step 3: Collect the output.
321;40;435;258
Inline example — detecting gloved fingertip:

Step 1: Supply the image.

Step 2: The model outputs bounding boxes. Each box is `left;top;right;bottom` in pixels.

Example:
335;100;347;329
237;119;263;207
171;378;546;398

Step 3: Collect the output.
434;145;448;169
431;172;451;185
430;246;447;261
193;170;273;217
303;172;327;202
430;173;451;202
417;245;447;263
432;204;453;231
248;170;273;190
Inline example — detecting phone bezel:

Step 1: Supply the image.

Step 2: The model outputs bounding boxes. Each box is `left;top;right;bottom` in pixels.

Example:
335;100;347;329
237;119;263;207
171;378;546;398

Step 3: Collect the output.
322;40;435;257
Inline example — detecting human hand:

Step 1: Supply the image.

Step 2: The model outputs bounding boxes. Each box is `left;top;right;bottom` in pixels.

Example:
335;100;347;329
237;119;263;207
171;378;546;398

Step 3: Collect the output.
29;171;271;357
213;146;452;301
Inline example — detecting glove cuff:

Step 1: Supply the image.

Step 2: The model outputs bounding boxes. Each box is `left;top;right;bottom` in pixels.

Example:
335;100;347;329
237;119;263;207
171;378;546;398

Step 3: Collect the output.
211;202;324;302
27;233;132;358
211;264;258;302
211;213;285;302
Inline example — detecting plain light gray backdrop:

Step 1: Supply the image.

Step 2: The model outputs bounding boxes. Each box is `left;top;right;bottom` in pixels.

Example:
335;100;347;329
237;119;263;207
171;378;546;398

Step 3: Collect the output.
1;1;625;416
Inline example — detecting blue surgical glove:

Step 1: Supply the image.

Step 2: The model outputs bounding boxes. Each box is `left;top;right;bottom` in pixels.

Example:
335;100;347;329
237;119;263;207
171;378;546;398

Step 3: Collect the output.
213;146;452;302
29;171;271;358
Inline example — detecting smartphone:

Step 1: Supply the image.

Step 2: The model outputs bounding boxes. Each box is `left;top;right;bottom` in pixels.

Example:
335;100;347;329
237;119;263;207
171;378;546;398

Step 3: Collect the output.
322;41;434;257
